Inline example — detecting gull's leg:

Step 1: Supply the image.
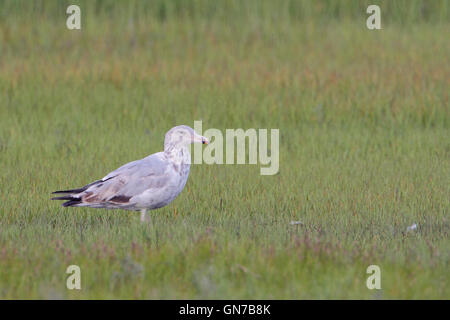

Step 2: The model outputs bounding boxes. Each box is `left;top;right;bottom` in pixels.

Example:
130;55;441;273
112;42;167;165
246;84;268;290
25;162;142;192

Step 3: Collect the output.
140;209;149;223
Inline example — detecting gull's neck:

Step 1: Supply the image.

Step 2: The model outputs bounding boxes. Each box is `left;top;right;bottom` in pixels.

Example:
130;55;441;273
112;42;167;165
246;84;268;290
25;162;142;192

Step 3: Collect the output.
164;144;191;166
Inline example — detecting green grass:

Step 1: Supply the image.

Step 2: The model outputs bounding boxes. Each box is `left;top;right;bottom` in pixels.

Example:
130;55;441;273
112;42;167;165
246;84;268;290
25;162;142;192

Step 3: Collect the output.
0;1;449;299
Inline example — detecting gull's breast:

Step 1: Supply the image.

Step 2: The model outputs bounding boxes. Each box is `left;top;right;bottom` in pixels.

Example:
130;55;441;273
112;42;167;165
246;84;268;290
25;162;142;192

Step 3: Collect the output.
137;163;191;210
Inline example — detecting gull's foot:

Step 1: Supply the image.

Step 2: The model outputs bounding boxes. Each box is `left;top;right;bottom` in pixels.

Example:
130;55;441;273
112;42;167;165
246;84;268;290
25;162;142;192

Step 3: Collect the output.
140;209;151;224
140;215;151;224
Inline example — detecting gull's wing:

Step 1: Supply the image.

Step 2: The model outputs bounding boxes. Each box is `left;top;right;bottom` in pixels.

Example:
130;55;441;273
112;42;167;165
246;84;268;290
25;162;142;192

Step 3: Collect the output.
52;152;171;208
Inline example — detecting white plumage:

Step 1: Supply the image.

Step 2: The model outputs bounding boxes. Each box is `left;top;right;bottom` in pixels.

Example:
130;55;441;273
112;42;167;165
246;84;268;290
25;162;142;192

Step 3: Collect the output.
52;125;208;222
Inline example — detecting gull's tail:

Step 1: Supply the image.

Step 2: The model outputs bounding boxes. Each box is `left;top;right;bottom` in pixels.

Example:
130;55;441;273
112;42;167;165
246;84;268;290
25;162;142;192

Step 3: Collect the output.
51;195;83;207
51;180;102;207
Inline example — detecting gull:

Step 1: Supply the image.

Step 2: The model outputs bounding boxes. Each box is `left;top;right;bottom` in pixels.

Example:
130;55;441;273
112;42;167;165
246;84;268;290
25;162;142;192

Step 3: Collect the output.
51;125;208;222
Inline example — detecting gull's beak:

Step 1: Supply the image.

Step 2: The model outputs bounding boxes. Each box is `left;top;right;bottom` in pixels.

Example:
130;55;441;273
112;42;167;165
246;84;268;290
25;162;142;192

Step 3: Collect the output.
193;133;209;145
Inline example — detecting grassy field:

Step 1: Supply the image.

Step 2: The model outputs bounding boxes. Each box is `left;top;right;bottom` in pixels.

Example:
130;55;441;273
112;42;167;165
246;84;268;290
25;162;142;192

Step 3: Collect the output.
0;0;449;299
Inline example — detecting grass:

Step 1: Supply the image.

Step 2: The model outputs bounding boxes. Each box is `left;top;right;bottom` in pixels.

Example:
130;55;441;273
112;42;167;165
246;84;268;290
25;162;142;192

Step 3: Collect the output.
0;0;449;299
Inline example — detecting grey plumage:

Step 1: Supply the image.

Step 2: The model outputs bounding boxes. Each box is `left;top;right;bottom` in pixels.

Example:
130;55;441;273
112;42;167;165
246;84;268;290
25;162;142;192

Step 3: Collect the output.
52;125;208;220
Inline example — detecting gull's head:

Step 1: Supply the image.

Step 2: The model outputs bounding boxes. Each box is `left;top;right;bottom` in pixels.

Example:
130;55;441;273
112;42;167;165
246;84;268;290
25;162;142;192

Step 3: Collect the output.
164;125;208;151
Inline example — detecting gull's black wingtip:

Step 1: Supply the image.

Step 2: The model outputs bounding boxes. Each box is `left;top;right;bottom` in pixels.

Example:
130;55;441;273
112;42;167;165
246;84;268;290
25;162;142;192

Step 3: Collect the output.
51;179;104;195
51;196;75;201
51;195;82;207
52;188;84;195
62;200;82;207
